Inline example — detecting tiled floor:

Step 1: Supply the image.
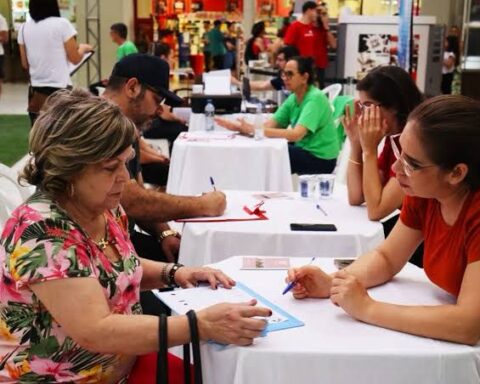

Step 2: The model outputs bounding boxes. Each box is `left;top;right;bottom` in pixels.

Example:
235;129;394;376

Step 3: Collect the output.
0;82;28;115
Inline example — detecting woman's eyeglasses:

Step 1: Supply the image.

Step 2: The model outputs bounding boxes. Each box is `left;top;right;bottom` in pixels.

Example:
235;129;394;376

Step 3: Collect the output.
390;133;436;177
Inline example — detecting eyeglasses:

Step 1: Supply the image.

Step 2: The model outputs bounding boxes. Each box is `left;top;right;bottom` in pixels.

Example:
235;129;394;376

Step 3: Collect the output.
390;133;436;177
143;83;165;105
280;70;297;80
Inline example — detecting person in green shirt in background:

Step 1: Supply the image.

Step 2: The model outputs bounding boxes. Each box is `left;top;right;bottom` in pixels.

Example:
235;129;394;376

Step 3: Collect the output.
207;20;226;70
215;56;339;174
110;22;138;61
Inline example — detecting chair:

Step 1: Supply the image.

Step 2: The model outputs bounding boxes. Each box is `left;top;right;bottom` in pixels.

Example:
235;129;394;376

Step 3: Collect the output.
0;163;33;230
321;83;342;103
334;139;351;185
143;138;170;159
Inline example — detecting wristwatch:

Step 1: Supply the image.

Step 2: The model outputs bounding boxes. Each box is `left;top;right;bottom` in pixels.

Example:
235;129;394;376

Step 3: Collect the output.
159;229;180;242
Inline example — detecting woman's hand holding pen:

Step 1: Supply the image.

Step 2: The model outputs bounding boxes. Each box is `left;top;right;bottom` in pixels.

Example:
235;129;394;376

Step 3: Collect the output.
286;266;332;299
330;269;374;322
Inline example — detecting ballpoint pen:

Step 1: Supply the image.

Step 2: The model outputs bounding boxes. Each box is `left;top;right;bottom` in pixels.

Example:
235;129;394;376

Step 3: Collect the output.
316;203;328;216
209;176;216;191
282;256;316;295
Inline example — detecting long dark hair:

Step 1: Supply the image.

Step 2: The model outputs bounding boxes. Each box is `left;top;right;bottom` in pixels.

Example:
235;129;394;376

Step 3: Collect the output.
357;66;423;129
29;0;61;22
409;95;480;190
244;21;265;63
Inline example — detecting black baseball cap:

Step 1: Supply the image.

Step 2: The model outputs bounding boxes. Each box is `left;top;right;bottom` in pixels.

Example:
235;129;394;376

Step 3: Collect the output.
110;53;183;106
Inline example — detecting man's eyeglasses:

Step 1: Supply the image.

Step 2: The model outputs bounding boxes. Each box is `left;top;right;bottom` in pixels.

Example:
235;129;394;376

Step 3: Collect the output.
280;70;296;80
143;83;165;105
390;133;436;177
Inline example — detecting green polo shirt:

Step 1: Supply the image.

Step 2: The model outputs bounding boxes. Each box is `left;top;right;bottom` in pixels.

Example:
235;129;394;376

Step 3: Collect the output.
273;85;340;160
116;41;138;61
207;28;226;56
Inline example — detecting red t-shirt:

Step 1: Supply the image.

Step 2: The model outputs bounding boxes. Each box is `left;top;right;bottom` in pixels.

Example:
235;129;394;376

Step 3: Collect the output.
283;21;328;68
377;139;396;186
400;189;480;296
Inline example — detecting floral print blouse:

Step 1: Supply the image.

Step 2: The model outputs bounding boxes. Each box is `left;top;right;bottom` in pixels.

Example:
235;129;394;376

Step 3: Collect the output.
0;191;143;383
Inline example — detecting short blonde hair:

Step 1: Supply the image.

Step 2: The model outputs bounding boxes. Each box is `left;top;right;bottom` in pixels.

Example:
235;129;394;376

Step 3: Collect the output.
21;88;136;196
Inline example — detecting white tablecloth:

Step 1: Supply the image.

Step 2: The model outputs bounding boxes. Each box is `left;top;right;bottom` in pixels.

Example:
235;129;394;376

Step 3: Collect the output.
197;256;480;384
178;186;384;266
166;130;292;196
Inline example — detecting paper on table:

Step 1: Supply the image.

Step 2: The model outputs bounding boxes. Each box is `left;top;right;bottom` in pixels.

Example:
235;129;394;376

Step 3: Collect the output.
154;284;299;332
178;131;237;142
241;256;291;270
176;198;267;222
252;192;292;200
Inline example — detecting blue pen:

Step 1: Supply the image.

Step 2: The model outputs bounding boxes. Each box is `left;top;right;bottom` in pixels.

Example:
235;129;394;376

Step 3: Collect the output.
209;176;216;191
316;204;328;216
282;257;316;295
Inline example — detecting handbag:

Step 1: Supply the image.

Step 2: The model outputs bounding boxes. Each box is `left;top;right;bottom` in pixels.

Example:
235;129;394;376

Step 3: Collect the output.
128;310;202;384
27;86;50;114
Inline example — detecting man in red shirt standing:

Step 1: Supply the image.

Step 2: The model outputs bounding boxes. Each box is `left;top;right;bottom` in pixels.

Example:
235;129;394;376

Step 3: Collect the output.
284;1;336;88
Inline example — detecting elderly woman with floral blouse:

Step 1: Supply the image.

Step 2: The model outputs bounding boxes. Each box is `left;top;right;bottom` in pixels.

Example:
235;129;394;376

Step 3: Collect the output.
0;89;270;383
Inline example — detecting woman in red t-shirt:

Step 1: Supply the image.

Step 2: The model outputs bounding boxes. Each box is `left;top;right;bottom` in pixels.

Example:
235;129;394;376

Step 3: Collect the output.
343;66;423;220
287;95;480;345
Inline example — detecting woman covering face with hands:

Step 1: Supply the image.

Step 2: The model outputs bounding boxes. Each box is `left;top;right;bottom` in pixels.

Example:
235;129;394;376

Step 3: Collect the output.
343;66;423;221
288;95;480;346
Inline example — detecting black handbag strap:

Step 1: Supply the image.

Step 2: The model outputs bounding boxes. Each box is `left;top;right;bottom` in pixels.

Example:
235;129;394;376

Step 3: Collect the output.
157;314;169;384
183;340;191;384
184;310;203;384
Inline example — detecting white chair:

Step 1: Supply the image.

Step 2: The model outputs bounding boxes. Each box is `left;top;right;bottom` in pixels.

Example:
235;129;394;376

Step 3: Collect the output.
0;163;34;230
334;139;351;185
321;83;342;103
143;138;170;159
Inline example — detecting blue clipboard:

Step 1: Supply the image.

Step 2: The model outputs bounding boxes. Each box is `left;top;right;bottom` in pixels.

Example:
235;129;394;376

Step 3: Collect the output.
235;282;304;333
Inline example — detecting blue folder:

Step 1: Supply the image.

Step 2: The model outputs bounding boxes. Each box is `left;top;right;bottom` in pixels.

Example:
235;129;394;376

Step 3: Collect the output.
235;281;304;333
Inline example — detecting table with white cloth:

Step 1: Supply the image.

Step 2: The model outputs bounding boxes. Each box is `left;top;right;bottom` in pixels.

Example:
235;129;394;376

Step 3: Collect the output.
193;256;479;384
178;185;384;266
166;129;292;196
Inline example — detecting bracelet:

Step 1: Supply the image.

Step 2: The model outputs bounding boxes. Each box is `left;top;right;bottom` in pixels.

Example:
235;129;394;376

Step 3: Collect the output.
160;263;171;285
349;157;362;166
168;263;185;287
159;229;179;242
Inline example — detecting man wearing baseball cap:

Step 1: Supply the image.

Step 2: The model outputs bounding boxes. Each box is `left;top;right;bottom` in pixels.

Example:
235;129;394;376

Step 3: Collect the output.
103;54;226;270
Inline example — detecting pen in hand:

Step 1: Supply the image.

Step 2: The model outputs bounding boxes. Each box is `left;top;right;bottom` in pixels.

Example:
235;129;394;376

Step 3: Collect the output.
209;176;216;191
282;257;316;295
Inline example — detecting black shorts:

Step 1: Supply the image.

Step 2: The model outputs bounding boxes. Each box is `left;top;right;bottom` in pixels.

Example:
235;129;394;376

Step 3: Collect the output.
0;55;4;79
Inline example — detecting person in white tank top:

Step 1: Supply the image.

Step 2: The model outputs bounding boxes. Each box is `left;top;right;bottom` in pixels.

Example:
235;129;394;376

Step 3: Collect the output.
18;0;92;124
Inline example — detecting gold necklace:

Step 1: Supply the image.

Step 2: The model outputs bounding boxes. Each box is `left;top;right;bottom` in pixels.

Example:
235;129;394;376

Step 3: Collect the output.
94;214;111;250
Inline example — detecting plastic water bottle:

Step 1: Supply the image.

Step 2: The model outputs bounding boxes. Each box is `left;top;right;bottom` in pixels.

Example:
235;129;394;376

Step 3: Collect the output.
253;104;264;140
205;99;215;131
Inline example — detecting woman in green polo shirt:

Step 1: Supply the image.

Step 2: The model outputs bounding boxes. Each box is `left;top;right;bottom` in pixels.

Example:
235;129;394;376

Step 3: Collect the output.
216;56;339;174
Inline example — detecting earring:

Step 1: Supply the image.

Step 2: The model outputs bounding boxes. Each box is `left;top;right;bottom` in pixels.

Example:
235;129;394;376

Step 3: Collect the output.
68;183;75;197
